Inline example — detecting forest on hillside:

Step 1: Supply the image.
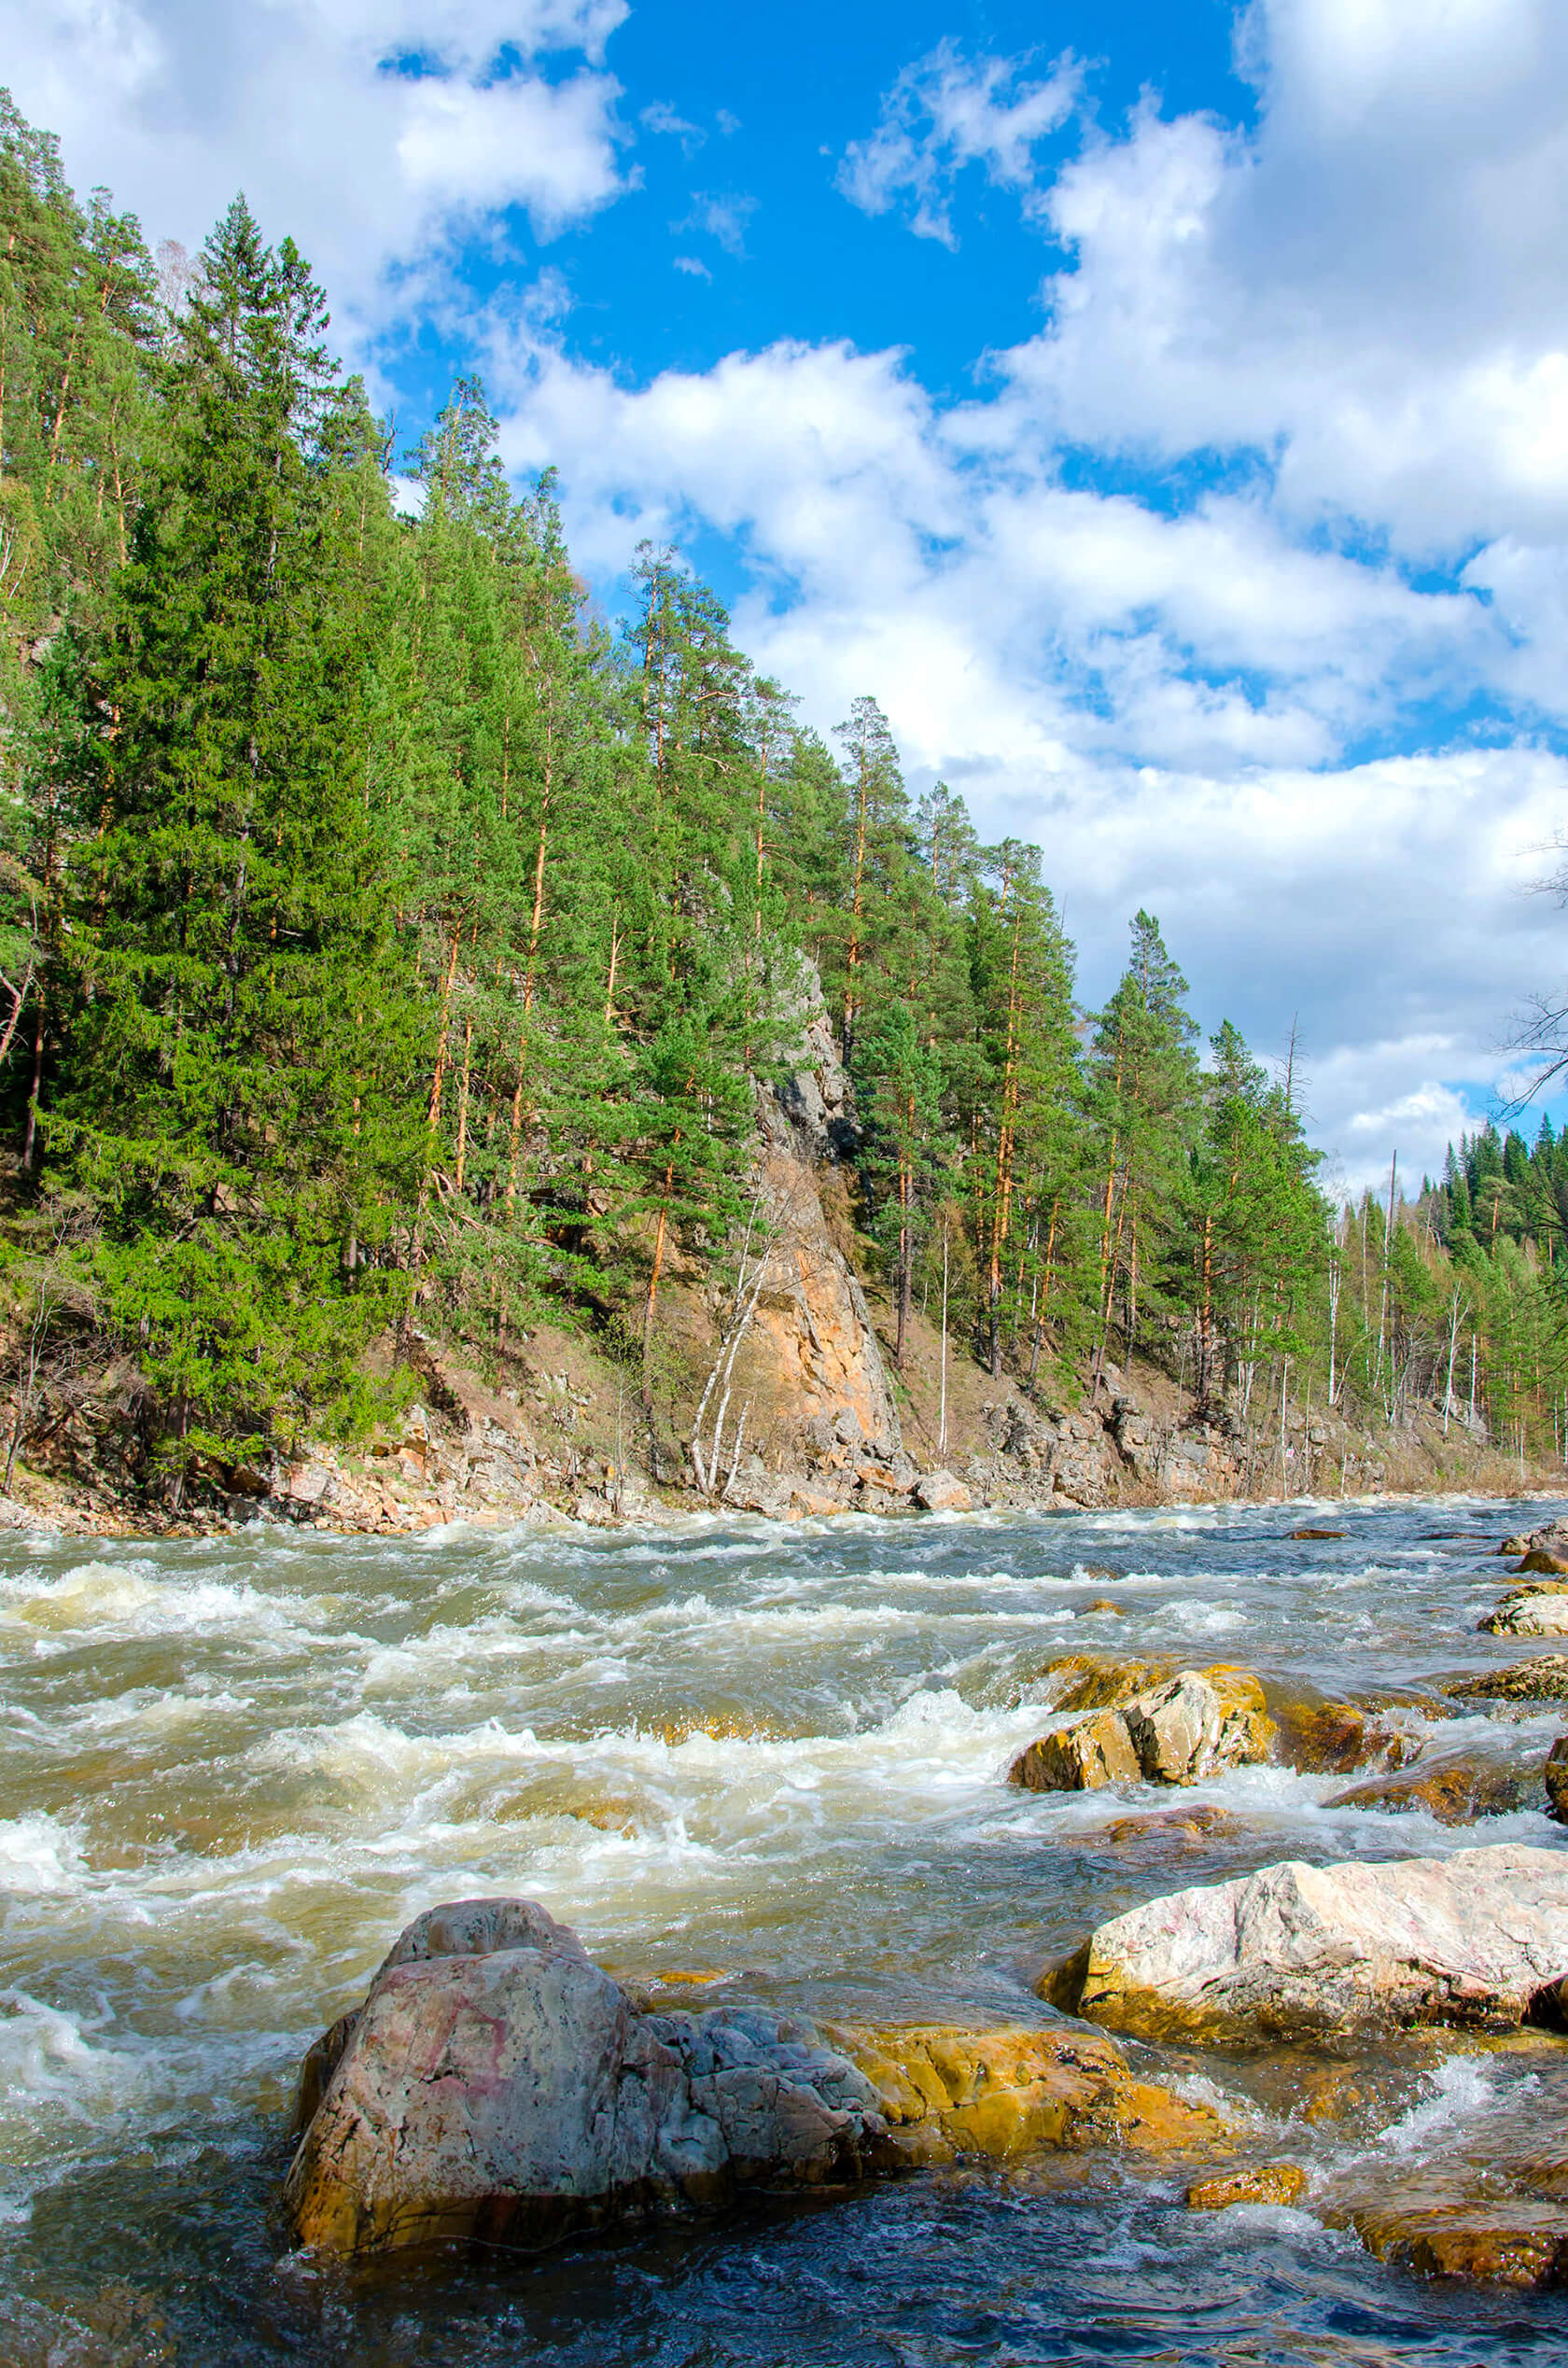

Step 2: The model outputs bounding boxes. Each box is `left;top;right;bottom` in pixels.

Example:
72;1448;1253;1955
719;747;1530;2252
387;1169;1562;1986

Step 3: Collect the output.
2;91;1566;1492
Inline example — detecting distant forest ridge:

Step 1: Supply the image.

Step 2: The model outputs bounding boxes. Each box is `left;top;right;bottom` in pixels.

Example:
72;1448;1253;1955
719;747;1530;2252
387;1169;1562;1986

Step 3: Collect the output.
0;89;1562;1480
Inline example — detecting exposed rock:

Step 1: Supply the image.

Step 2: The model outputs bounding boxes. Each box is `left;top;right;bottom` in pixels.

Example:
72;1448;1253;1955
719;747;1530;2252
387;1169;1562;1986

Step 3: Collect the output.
1186;2163;1309;2210
1082;1598;1125;1617
823;2021;1227;2167
1124;1669;1275;1785
1011;1666;1274;1793
913;1470;971;1513
1011;1709;1141;1792
1328;1750;1537;1825
1288;1527;1346;1541
1271;1697;1401;1776
1444;1657;1568;1702
1519;1550;1568;1576
1046;1655;1170;1714
285;1896;1229;2259
1547;1735;1568;1822
1338;2188;1568;2288
1039;1843;1568;2044
1481;1591;1568;1637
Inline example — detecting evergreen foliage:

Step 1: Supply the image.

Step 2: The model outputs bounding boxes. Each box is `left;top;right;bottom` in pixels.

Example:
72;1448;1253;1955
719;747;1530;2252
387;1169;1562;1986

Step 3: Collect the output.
2;96;1566;1491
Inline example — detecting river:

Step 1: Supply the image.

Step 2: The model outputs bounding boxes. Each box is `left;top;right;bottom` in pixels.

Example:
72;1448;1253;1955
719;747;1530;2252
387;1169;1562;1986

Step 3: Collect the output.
3;1494;1568;2364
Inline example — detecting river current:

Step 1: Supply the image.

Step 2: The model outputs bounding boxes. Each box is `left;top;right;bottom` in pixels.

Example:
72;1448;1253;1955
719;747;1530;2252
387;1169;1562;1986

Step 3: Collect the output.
3;1494;1568;2364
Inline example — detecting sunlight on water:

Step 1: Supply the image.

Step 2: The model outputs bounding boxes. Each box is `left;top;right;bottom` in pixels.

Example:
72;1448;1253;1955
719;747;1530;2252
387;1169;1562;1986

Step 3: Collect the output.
1;1494;1567;2362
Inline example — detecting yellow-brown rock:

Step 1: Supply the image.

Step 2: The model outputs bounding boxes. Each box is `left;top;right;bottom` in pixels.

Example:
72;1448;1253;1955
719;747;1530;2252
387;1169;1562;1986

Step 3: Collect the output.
1519;1551;1568;1576
1010;1709;1141;1792
1045;1655;1171;1714
1327;1754;1534;1824
826;2023;1229;2168
1271;1697;1397;1776
1344;2192;1568;2287
1186;2163;1309;2210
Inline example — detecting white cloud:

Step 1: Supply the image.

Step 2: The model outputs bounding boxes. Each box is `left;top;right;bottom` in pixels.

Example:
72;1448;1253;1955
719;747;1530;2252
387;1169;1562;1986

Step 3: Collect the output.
838;37;1083;246
640;98;704;154
0;0;632;332
673;255;711;281
675;190;757;259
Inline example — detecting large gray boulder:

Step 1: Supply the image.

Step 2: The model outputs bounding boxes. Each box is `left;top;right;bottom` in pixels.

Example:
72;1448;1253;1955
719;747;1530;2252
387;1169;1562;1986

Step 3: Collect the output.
284;1897;1229;2259
1042;1843;1568;2043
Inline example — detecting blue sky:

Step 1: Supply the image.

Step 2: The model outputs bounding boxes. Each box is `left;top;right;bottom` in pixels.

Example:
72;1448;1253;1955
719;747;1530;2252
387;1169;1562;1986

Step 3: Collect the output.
9;0;1568;1193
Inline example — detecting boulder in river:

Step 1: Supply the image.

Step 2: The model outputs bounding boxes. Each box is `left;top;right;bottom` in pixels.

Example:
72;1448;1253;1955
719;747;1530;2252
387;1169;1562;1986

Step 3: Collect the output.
284;1897;1228;2259
1547;1735;1568;1822
1038;1843;1568;2044
1443;1657;1568;1702
1518;1550;1568;1576
1332;2184;1568;2289
1480;1590;1568;1637
1186;2162;1309;2210
1270;1696;1402;1775
1010;1666;1274;1793
1326;1751;1537;1825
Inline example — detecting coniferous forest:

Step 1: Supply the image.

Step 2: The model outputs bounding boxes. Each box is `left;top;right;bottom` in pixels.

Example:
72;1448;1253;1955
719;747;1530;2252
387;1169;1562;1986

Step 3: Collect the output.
4;95;1568;1492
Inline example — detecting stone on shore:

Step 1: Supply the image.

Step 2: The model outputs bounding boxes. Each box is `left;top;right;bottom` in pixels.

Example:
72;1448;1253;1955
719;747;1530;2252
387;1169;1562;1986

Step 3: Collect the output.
1009;1666;1273;1793
285;1897;1228;2259
1039;1843;1568;2044
913;1471;972;1513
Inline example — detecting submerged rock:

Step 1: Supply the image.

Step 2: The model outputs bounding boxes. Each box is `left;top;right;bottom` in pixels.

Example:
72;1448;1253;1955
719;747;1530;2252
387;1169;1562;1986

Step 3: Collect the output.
1186;2162;1309;2210
1010;1665;1274;1793
1337;2187;1568;2288
1039;1843;1568;2044
284;1897;1227;2260
1327;1751;1537;1825
1270;1696;1401;1776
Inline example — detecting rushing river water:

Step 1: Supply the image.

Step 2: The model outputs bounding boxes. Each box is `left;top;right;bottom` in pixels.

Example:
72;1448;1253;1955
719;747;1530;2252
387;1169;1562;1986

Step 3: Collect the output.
4;1494;1568;2364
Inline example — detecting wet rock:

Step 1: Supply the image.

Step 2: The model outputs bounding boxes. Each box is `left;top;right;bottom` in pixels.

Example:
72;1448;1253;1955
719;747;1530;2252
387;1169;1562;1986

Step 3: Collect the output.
286;1897;1229;2260
1481;1590;1568;1637
914;1470;971;1513
1081;1598;1125;1617
1339;2188;1568;2287
1444;1658;1568;1702
1101;1804;1233;1847
1046;1655;1169;1714
1519;1550;1568;1576
1125;1669;1275;1784
1327;1751;1537;1825
1012;1709;1141;1792
1039;1843;1568;2044
1185;2163;1308;2210
824;2022;1227;2167
1287;1527;1346;1541
1547;1735;1568;1822
1012;1667;1273;1793
1271;1697;1400;1776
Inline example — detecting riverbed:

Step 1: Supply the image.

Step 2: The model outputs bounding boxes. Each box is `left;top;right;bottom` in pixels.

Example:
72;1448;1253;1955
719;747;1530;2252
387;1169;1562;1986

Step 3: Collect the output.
3;1494;1567;2364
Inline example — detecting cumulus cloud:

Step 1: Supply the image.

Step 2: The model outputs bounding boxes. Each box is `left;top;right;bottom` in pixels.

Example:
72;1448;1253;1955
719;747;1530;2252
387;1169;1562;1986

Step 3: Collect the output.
0;0;632;332
838;37;1083;246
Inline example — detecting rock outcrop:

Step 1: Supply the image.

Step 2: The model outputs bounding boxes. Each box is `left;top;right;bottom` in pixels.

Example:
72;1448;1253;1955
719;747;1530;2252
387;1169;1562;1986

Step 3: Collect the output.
1010;1666;1274;1793
284;1896;1227;2260
1040;1844;1568;2043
